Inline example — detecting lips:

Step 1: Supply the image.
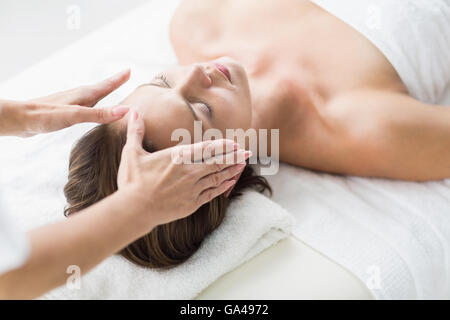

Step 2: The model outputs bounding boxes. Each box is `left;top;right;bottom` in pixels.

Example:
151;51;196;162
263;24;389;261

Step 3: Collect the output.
213;63;231;83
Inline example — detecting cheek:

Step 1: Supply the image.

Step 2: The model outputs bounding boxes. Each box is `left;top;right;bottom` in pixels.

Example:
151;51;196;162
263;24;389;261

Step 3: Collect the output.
215;93;252;130
143;120;174;148
232;96;252;129
215;108;251;133
143;112;195;149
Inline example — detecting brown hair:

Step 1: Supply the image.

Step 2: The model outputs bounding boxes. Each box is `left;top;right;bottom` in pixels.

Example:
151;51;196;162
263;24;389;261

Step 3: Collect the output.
64;124;271;269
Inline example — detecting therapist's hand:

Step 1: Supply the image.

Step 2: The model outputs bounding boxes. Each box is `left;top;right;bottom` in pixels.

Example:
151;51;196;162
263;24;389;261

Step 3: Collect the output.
0;69;131;137
117;111;250;228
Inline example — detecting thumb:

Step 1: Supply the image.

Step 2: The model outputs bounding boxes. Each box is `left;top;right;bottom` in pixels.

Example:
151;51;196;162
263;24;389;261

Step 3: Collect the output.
126;110;146;149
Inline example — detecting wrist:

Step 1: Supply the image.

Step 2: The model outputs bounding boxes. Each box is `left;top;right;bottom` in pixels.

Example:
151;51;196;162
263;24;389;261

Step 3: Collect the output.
113;188;159;233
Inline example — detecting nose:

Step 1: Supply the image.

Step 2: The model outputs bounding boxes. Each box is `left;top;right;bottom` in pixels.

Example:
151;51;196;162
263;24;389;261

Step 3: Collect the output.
178;64;212;94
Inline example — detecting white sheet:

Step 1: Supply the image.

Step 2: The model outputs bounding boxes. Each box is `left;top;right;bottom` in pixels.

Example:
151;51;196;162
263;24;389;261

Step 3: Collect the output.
312;0;450;104
0;193;29;274
1;0;449;300
266;165;450;299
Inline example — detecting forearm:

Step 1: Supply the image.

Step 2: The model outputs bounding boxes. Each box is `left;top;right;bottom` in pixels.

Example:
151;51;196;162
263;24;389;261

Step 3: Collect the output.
0;189;153;299
0;100;30;137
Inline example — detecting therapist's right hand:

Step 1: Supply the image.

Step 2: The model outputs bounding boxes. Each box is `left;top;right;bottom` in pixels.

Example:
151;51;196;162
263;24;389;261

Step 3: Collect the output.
0;69;131;137
117;111;250;227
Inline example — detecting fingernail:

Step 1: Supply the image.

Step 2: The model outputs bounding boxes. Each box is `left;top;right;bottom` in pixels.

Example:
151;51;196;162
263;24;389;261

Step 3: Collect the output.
129;110;139;123
236;163;246;170
244;150;252;159
111;105;130;116
109;69;130;83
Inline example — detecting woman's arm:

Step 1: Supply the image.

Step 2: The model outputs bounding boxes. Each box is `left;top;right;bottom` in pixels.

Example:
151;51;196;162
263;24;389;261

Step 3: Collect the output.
0;190;151;299
293;89;450;181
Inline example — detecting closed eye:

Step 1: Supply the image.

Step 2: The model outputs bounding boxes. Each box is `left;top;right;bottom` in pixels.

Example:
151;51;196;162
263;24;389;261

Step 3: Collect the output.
152;74;213;119
197;101;213;117
154;74;171;88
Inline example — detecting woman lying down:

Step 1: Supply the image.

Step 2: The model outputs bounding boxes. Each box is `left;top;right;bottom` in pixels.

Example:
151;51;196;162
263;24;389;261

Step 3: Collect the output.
64;0;450;268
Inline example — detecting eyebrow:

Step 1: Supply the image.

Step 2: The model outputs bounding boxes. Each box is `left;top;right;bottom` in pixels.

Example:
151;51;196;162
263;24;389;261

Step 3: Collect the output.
148;81;201;124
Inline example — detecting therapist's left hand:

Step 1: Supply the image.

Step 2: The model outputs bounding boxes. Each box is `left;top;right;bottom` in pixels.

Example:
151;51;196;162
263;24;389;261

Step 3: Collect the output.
0;69;131;137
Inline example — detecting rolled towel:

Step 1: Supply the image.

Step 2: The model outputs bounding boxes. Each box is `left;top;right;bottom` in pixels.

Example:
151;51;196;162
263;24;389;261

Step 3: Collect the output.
40;190;294;299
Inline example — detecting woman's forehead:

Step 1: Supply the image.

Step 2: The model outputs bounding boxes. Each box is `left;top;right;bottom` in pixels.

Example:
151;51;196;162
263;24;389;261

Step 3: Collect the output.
122;85;198;148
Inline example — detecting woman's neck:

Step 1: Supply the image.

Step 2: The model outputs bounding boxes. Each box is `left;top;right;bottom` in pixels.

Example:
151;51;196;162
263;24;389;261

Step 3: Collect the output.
248;71;321;128
245;62;329;162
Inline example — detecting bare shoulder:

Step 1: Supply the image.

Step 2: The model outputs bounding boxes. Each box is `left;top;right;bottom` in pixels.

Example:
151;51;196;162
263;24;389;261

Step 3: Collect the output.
280;87;448;176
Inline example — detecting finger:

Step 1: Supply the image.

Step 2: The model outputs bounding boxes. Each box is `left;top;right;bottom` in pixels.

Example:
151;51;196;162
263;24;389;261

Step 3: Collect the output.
176;139;239;163
196;162;246;192
224;168;245;198
125;110;146;149
23;102;130;130
198;149;252;175
58;104;130;125
183;148;250;184
30;90;76;105
82;69;131;107
206;148;251;165
30;69;131;107
196;179;237;207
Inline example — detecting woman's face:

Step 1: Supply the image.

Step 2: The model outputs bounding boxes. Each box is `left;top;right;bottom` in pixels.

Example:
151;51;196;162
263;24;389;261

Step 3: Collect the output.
119;57;252;149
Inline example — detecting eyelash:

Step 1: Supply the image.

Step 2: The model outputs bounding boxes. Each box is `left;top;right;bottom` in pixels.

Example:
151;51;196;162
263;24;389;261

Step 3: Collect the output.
155;74;213;116
155;74;170;87
199;101;213;114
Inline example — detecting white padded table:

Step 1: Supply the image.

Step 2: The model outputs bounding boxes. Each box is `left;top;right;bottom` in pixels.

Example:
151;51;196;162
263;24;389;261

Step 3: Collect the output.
197;236;372;299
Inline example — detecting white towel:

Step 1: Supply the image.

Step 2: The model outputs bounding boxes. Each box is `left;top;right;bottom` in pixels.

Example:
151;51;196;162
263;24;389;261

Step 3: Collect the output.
312;0;450;104
46;192;293;299
0;193;30;275
264;164;450;300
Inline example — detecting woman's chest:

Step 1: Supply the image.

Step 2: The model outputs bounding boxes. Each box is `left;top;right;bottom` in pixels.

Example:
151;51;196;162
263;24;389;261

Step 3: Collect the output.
170;0;406;98
171;0;315;67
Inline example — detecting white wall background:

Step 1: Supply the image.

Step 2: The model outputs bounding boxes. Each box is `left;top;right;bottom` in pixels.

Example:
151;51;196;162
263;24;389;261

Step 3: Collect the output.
0;0;148;82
